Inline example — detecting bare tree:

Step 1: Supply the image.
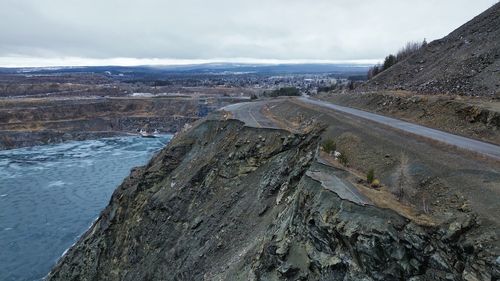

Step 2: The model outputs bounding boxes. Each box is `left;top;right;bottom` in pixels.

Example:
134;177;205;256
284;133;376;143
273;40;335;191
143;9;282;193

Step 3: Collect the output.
392;153;415;201
421;193;430;214
396;40;427;61
367;39;427;80
367;64;381;80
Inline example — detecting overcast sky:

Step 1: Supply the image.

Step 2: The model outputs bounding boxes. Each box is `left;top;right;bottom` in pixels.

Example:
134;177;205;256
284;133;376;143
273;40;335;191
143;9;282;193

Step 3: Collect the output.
0;0;496;67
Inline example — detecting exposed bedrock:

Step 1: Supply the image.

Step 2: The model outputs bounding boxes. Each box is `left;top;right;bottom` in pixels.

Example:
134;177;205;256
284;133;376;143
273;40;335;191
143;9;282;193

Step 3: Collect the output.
47;119;498;281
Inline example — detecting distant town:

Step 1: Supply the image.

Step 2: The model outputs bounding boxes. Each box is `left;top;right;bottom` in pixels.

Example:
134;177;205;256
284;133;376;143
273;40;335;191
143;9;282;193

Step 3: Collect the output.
0;64;369;99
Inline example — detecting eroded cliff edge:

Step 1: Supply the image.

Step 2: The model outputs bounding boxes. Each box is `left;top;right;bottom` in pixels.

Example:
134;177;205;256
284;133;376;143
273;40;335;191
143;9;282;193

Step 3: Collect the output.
47;118;499;281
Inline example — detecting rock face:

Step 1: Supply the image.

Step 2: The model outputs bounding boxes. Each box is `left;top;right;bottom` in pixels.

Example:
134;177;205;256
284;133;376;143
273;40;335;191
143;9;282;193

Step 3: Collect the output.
0;97;213;149
47;119;498;280
365;3;500;96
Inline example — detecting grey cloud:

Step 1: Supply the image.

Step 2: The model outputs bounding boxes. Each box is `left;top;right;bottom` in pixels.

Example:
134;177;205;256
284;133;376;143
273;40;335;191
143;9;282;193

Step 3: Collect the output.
0;0;496;64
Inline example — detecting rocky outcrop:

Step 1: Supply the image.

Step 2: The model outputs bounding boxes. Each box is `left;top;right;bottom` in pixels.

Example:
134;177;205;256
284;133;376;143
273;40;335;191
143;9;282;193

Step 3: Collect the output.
47;118;498;280
456;105;500;128
364;3;500;96
253;182;496;280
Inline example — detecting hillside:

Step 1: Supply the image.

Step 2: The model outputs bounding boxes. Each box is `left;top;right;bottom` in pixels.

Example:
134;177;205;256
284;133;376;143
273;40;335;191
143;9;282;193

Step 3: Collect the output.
365;3;500;96
46;113;499;281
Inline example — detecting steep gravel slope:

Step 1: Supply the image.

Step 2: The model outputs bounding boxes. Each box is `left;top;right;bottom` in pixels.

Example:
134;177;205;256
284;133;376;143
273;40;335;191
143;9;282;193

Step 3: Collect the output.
365;3;500;96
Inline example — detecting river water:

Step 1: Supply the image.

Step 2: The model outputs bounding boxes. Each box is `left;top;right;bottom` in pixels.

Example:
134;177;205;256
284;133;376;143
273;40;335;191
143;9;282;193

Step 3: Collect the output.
0;135;172;281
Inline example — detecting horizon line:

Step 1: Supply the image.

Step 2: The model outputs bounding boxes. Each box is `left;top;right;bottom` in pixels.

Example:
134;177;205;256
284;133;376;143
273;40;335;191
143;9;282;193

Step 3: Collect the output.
0;56;380;68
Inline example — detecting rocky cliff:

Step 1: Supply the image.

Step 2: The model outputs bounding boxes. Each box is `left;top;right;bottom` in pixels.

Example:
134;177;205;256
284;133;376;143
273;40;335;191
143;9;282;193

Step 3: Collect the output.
0;97;220;149
365;3;500;96
46;116;499;281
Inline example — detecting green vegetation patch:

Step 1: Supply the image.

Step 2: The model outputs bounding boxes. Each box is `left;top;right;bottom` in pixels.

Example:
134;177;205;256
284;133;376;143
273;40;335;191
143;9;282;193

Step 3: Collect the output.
321;139;336;154
264;87;301;97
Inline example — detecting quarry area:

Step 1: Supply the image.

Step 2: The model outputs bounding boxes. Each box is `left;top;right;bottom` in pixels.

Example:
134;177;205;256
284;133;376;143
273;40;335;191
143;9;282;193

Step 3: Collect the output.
3;3;500;280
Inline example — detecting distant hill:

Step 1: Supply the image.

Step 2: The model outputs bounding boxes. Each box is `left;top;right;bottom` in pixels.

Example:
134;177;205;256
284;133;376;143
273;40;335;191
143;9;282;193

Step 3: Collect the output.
0;63;369;76
365;3;500;96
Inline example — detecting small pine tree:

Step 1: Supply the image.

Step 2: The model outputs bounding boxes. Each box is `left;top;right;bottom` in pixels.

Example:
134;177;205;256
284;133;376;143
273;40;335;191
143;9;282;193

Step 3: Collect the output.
366;168;375;184
383;54;397;70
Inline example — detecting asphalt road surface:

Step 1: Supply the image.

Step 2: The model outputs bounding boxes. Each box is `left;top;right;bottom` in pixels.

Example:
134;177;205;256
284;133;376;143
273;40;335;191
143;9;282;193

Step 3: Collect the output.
222;101;280;129
306;169;372;206
298;96;500;161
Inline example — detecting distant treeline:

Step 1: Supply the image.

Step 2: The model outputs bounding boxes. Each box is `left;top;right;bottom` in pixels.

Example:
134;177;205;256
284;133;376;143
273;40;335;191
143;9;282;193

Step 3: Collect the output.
263;87;301;97
367;40;427;80
123;78;172;85
348;75;367;81
317;85;338;93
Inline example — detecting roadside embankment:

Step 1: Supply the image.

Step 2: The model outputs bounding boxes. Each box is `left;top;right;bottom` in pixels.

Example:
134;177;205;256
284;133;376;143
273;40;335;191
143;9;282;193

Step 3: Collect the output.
317;91;500;145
